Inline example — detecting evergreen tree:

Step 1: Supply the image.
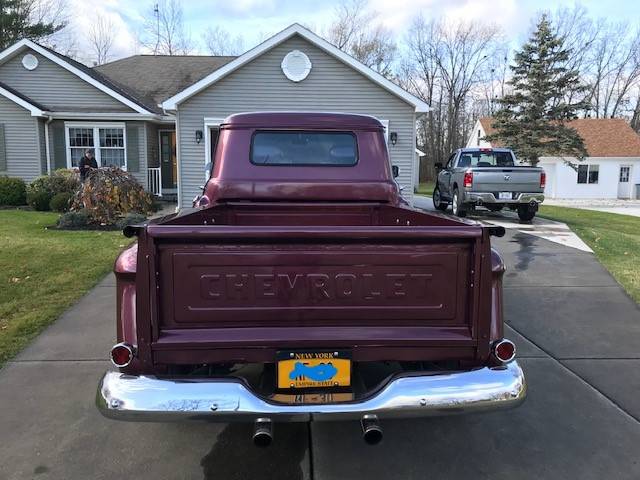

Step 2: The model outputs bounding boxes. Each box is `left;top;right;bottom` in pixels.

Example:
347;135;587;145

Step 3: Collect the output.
485;15;587;165
0;0;65;50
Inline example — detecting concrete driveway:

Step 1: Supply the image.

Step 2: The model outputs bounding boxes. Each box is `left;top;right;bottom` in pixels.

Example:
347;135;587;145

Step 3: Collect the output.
1;215;639;479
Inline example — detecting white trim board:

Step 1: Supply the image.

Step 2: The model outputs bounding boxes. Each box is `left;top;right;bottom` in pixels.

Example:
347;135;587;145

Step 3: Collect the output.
0;84;44;116
162;24;430;113
0;39;154;115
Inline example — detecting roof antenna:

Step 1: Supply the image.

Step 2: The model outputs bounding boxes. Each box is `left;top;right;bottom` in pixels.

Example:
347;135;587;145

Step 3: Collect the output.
154;3;160;55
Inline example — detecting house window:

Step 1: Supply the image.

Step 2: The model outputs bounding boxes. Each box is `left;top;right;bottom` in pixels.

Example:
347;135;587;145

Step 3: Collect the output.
66;124;127;169
477;129;481;146
577;164;599;184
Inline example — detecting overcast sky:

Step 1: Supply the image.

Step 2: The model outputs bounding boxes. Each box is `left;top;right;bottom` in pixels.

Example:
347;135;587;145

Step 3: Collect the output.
65;0;640;62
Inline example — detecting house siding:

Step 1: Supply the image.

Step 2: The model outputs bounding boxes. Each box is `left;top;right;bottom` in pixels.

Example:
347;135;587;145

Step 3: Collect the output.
127;121;148;187
36;118;47;174
0;95;41;181
177;34;415;206
0;49;132;112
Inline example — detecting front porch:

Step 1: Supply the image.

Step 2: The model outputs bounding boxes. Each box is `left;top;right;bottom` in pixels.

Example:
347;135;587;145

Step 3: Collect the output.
147;127;178;200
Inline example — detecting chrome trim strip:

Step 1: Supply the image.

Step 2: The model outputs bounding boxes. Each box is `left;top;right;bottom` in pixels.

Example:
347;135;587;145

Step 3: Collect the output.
96;361;526;422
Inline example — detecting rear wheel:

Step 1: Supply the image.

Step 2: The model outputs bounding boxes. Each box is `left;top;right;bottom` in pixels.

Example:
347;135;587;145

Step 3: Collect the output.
451;188;467;217
517;205;536;222
432;185;448;211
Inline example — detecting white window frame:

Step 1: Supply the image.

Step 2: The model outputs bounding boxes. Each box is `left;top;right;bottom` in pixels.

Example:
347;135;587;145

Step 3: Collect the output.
64;122;127;170
204;117;224;180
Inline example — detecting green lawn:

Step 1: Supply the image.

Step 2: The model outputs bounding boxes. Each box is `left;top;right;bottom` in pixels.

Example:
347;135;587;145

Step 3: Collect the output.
0;210;128;367
415;182;436;195
538;205;640;303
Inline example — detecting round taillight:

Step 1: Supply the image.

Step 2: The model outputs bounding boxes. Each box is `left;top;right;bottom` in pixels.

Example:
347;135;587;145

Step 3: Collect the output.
493;339;516;363
110;343;134;367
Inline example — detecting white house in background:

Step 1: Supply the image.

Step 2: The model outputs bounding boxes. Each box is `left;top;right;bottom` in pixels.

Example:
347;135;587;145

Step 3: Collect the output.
468;117;640;200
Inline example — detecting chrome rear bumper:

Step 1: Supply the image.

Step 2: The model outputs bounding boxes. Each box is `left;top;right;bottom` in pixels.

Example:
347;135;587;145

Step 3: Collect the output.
464;192;544;204
96;361;526;422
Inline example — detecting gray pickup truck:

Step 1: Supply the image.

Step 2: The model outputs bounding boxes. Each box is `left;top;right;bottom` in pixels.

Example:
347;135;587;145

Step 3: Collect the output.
433;148;545;221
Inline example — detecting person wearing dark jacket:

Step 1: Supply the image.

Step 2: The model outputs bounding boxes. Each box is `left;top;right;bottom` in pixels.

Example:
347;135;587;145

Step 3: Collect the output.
79;148;98;182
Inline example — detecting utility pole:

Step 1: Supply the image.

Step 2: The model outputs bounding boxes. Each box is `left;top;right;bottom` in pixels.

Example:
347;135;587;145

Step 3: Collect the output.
154;3;160;55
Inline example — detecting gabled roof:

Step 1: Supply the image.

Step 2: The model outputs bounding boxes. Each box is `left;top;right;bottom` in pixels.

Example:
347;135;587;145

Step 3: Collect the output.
0;39;155;115
479;117;640;157
0;80;45;115
161;23;430;113
95;55;235;110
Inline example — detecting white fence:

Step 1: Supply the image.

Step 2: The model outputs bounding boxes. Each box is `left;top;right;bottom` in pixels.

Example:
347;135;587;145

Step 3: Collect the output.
147;167;162;197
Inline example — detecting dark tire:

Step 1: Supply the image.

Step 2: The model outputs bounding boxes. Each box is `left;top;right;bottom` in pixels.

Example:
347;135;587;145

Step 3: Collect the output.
486;204;503;212
451;188;467;217
432;185;448;211
517;205;536;222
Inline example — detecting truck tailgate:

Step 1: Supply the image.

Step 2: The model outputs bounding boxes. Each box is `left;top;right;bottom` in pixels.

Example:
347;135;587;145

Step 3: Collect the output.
470;167;542;192
136;204;493;364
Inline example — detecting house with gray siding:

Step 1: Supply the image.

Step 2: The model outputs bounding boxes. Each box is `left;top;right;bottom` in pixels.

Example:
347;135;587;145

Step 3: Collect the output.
0;24;428;208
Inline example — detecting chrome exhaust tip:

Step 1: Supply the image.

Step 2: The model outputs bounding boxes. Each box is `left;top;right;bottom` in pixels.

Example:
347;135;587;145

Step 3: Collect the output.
253;418;273;447
361;414;383;445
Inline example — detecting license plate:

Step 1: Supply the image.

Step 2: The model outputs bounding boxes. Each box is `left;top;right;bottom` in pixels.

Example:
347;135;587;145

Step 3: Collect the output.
498;192;512;200
271;392;354;404
277;350;351;389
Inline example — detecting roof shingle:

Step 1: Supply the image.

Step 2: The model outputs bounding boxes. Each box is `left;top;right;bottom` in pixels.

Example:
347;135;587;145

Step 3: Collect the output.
94;55;236;111
479;117;640;157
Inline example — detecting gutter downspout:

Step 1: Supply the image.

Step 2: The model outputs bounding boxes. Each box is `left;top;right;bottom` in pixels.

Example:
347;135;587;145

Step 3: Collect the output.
44;115;53;174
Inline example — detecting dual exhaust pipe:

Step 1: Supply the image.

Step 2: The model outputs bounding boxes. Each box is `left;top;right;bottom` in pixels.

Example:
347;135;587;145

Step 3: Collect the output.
252;415;383;447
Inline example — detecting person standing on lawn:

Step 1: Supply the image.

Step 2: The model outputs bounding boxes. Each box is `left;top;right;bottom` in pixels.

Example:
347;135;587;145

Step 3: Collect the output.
79;148;98;182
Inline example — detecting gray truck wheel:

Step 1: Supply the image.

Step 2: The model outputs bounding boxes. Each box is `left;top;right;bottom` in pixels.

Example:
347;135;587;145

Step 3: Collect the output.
432;185;448;211
517;205;536;222
452;188;467;217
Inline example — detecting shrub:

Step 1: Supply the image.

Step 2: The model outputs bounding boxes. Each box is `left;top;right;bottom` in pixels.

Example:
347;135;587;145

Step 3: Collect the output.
71;167;153;225
28;191;53;211
116;212;148;230
27;170;80;211
49;192;73;212
49;169;81;196
57;210;91;229
0;176;27;206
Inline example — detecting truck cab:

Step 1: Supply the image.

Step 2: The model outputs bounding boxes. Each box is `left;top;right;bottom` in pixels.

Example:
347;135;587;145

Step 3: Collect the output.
97;113;526;445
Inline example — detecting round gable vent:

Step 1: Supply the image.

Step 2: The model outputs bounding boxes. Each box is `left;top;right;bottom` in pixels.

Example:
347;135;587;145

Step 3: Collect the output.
281;50;312;82
22;53;38;70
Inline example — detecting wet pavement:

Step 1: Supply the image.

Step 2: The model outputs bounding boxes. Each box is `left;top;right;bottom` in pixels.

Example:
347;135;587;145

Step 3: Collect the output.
1;220;639;479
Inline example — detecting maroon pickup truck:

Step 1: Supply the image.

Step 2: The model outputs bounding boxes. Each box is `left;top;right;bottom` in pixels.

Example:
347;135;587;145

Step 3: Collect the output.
97;112;525;445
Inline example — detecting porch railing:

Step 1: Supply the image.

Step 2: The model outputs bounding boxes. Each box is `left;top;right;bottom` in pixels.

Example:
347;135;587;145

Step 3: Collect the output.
148;167;162;197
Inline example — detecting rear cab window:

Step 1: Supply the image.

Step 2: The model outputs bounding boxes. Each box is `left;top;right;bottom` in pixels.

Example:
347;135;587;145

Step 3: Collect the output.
251;131;358;166
457;151;514;168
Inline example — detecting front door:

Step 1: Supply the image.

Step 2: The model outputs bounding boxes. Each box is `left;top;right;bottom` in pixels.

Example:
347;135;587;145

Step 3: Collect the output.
618;165;632;199
160;130;177;189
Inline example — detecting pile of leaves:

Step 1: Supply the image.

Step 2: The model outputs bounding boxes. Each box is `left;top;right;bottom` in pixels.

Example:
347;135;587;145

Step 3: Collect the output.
71;167;153;225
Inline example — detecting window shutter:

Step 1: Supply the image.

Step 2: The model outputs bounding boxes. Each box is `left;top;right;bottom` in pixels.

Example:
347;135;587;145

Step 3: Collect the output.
126;125;139;172
0;124;6;171
52;125;67;170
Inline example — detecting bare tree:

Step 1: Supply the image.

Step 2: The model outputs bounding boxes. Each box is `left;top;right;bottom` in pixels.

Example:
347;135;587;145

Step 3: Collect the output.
139;0;193;55
87;15;117;65
202;26;244;56
325;0;396;77
585;21;640;118
403;16;503;170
